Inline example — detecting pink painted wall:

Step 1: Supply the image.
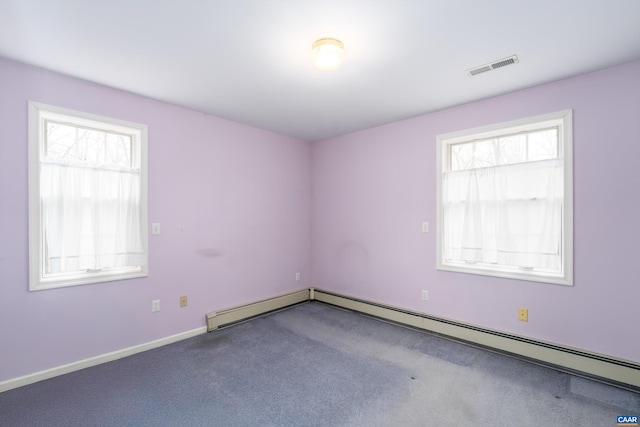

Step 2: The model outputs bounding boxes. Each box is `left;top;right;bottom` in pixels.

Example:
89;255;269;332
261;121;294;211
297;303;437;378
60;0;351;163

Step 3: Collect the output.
1;57;638;384
311;60;640;363
0;58;311;382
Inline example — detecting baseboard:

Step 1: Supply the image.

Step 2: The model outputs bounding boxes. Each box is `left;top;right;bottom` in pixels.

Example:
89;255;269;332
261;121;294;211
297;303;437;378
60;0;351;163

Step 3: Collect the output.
0;326;207;393
311;288;640;390
2;289;310;393
206;289;310;331
4;287;638;393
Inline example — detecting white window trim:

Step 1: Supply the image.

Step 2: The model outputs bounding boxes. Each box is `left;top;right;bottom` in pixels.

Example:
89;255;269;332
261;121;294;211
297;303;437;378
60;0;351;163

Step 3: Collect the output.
28;101;149;291
436;110;573;286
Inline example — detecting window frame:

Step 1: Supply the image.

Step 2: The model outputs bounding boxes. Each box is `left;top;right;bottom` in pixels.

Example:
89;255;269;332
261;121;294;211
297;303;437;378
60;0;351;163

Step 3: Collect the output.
436;110;573;286
28;101;149;291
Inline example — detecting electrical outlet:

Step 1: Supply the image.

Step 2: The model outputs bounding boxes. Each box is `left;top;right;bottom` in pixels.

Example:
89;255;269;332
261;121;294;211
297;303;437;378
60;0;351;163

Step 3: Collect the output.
152;299;160;312
421;290;429;301
180;295;188;307
518;307;528;322
295;272;301;282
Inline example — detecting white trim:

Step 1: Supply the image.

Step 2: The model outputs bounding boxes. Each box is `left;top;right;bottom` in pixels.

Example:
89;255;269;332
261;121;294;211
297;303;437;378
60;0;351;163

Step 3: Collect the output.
436;109;573;286
0;327;206;393
28;101;149;291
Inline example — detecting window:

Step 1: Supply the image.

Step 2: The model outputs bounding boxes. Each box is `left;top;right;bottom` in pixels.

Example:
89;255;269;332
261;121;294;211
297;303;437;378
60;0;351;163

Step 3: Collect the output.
28;102;148;291
436;110;573;285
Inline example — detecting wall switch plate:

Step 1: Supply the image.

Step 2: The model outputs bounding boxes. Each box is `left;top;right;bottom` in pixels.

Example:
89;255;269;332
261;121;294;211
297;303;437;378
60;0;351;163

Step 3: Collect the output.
180;295;188;307
421;290;429;301
295;272;301;282
422;222;429;233
518;307;528;322
152;299;160;312
151;223;161;235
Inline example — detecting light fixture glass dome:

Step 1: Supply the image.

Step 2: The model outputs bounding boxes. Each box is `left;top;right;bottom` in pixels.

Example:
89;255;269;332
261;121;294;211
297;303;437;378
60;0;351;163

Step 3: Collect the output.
311;38;345;71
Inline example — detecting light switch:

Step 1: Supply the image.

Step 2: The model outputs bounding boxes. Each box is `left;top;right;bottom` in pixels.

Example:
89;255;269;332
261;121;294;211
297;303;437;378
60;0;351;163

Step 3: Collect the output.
422;222;429;233
152;223;161;235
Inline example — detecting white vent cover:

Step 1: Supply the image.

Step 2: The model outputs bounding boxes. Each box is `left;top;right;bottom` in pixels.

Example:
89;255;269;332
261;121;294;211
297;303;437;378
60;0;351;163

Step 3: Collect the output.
467;55;519;76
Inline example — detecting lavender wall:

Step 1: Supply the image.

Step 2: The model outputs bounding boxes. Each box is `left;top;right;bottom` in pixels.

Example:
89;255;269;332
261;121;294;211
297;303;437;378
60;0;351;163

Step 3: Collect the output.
311;61;640;363
1;57;638;385
0;58;312;382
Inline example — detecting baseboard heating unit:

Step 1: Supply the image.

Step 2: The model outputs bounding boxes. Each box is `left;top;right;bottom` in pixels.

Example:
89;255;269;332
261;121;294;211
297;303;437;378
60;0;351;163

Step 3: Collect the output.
206;289;310;331
205;288;640;391
4;287;638;394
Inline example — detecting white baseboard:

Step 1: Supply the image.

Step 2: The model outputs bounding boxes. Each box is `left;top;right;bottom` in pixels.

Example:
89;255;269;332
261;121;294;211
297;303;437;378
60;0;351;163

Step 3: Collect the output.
1;288;310;393
0;326;207;393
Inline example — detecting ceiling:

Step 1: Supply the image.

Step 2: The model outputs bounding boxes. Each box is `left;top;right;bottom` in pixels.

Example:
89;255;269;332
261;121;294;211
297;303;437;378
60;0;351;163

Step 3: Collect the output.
1;0;639;142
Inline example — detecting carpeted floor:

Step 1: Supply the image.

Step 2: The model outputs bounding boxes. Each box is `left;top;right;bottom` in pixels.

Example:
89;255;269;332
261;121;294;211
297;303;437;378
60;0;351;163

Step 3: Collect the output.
1;301;638;426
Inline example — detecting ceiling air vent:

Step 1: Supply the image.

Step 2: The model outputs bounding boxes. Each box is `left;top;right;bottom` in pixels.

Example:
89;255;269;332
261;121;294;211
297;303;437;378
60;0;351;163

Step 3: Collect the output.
467;55;519;77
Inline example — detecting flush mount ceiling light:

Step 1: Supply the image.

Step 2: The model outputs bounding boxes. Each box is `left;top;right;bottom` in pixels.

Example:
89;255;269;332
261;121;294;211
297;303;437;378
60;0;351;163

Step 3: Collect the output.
311;38;345;71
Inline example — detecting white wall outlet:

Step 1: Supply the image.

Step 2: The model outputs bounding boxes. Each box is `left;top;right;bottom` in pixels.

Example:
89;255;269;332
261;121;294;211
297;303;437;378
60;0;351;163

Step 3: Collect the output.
421;290;429;301
151;299;160;312
151;223;161;235
295;272;301;282
422;222;429;233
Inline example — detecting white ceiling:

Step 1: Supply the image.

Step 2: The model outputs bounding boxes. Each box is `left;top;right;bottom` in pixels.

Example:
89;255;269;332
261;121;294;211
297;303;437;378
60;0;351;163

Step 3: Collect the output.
1;0;639;141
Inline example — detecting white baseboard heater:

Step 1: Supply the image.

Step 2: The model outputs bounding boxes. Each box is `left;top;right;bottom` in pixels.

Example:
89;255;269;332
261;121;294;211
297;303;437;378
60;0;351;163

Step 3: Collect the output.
206;287;640;391
206;289;310;331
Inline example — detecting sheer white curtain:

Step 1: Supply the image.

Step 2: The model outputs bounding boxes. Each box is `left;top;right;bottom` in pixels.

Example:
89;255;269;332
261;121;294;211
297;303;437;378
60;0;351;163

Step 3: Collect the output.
40;163;144;275
443;158;563;272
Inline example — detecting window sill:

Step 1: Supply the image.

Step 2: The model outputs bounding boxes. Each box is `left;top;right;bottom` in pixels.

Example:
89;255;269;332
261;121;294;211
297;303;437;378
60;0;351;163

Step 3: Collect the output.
30;269;148;291
437;262;572;286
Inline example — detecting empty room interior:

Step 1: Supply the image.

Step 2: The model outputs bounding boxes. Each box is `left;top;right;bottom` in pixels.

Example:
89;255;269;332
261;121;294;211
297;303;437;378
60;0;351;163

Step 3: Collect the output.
1;0;639;425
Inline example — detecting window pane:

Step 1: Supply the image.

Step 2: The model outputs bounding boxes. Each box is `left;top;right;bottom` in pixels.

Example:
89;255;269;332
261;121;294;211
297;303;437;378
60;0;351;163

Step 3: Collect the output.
497;134;526;165
528;128;558;161
449;127;558;172
450;142;474;171
45;121;132;168
473;139;499;168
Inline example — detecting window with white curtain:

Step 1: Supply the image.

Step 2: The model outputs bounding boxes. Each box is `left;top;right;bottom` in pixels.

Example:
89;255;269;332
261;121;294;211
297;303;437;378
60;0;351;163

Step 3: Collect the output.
436;110;573;285
28;102;148;291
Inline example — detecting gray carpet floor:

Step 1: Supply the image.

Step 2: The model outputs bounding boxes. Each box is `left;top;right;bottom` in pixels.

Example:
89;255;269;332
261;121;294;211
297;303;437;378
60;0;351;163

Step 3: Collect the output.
1;301;638;426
